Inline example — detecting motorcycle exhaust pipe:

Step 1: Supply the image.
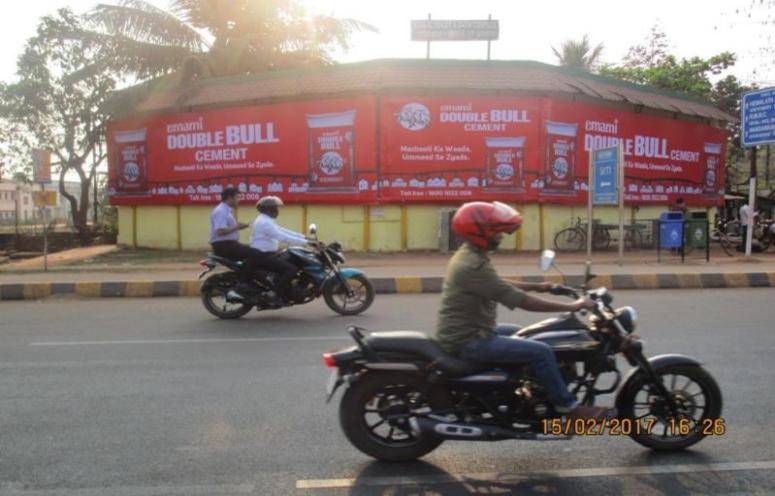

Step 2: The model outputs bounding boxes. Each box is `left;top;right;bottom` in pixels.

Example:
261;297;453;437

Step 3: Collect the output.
410;417;516;441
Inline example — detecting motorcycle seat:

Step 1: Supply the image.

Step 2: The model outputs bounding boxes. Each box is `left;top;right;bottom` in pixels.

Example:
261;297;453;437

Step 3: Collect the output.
365;331;493;378
207;254;245;268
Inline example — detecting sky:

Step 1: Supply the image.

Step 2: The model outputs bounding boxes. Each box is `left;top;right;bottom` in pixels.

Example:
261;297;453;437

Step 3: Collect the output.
1;0;773;87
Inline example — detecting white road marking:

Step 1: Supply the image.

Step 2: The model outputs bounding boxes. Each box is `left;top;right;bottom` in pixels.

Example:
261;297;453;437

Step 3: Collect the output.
295;460;775;489
0;482;255;495
29;336;349;347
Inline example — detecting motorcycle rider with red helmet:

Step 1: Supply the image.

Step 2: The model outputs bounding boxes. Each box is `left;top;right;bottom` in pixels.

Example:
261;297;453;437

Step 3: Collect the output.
434;201;616;420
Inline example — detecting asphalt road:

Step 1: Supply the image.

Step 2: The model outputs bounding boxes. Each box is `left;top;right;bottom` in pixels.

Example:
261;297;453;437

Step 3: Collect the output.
1;289;774;495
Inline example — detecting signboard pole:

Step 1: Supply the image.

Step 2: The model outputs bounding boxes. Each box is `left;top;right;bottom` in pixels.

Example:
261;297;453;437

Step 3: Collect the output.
618;143;625;266
486;14;492;60
746;147;757;257
40;183;48;272
426;13;431;59
587;149;593;258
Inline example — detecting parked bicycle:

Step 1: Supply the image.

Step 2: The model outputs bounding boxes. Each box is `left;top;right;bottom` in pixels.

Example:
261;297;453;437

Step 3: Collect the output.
554;218;646;252
709;216;773;256
553;217;610;251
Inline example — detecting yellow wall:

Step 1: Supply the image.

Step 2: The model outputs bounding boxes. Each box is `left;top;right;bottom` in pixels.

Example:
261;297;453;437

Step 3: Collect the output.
306;205;365;251
369;205;402;251
117;206;134;246
135;206;178;249
179;206;210;250
118;203;678;252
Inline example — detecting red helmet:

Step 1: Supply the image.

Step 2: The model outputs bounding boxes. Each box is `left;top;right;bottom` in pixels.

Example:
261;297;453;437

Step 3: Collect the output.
452;201;523;249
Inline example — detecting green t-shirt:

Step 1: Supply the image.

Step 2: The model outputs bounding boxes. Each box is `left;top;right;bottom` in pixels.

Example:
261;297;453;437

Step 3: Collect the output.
434;242;527;354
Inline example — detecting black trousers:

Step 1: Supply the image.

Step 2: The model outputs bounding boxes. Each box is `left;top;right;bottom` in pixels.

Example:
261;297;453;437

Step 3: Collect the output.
253;251;297;300
211;241;296;299
211;241;263;282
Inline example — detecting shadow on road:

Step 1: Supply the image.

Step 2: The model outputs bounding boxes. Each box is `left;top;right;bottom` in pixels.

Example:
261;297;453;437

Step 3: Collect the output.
345;450;752;496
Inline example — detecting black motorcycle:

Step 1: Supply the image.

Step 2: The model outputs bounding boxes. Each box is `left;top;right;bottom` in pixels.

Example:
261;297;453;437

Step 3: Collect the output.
322;250;722;461
198;224;375;319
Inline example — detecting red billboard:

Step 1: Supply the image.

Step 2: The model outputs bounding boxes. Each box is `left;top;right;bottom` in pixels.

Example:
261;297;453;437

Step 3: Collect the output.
108;95;727;206
546;100;727;205
379;97;542;202
379;97;726;206
107;97;378;205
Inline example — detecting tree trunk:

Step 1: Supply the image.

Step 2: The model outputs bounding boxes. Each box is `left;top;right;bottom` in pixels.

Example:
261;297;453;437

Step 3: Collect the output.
58;165;93;246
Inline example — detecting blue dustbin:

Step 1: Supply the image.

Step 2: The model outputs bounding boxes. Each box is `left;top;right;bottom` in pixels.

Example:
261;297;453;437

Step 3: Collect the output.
659;212;684;249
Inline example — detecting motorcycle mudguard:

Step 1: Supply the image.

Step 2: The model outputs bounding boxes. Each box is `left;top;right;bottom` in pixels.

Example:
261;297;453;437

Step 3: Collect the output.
322;268;366;291
615;353;702;410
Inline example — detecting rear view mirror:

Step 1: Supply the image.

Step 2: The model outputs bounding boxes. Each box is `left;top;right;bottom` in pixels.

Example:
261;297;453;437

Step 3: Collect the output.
309;223;317;235
539;250;556;272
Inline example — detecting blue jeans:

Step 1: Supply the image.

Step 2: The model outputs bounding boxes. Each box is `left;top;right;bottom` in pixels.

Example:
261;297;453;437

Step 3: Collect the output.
458;324;577;410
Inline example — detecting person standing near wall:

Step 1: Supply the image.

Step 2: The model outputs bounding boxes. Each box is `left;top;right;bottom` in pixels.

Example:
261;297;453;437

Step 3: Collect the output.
738;202;755;252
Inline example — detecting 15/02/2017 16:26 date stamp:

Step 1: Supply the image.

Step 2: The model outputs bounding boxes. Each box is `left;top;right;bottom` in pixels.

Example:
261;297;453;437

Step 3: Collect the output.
541;417;727;436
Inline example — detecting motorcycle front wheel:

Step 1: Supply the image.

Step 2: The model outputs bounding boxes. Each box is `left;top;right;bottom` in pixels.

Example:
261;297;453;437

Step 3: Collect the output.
323;274;375;316
200;273;253;319
618;364;722;451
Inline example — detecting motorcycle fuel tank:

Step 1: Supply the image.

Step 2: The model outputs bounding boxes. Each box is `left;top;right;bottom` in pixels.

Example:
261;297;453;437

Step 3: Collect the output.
517;313;587;337
527;329;600;361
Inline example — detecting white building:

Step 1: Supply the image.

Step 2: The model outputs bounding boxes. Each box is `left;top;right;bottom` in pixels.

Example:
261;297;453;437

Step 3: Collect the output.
0;180;83;225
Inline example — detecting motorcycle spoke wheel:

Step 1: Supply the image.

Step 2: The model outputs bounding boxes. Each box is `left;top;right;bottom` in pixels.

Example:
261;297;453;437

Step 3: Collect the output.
201;276;252;319
332;280;367;310
362;387;428;446
623;365;721;450
324;274;375;316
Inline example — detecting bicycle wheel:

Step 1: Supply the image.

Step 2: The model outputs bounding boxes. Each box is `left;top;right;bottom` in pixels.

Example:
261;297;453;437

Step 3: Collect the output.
592;228;611;250
757;230;771;251
624;229;643;251
554;228;585;251
718;235;735;256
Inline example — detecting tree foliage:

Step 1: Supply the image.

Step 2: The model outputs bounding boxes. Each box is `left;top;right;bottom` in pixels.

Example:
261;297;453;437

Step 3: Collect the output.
551;35;604;72
69;0;376;83
599;26;752;187
0;9;116;239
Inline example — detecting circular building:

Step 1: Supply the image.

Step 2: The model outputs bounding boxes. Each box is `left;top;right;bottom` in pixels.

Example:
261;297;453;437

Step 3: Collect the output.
107;59;733;251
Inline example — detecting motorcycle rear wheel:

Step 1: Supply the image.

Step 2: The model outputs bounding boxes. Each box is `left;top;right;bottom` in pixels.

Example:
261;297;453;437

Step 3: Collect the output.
339;373;448;461
201;274;253;319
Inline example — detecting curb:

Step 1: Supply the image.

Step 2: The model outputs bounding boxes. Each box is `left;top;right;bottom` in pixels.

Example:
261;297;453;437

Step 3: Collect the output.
1;273;774;301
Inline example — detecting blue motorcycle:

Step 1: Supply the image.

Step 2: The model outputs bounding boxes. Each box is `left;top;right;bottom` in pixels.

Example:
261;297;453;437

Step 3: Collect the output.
198;224;375;319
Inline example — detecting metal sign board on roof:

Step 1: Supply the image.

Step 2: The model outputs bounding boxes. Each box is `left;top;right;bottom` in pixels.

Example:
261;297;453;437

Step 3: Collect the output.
411;19;499;41
741;87;775;147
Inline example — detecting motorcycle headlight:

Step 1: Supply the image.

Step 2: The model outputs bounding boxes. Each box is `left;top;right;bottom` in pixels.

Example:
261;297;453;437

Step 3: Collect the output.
615;306;637;333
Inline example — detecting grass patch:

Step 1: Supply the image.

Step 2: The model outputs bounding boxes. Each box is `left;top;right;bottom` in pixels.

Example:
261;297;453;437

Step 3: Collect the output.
67;247;206;266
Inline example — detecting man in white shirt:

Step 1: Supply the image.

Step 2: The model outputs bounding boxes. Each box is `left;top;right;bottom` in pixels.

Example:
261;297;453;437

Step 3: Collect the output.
738;203;755;252
250;196;316;303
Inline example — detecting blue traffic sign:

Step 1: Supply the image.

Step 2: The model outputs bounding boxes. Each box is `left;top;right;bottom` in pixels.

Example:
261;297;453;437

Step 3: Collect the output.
742;87;775;147
592;146;619;205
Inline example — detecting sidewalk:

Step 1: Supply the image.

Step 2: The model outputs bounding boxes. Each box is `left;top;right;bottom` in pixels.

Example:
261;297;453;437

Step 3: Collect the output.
1;247;773;299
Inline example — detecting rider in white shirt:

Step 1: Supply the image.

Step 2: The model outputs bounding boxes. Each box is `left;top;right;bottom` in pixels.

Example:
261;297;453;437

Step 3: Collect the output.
250;196;316;303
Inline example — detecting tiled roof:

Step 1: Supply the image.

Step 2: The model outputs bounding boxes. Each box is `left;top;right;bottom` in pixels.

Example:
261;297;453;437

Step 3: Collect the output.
133;59;734;122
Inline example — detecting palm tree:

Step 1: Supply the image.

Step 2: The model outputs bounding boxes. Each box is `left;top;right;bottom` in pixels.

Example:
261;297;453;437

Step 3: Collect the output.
552;35;604;72
69;0;376;82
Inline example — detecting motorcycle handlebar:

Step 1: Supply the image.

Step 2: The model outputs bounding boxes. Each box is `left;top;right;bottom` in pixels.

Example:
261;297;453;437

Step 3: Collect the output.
549;284;580;299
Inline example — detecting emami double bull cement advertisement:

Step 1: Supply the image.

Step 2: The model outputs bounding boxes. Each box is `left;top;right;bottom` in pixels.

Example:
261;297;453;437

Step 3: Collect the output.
108;96;727;206
378;97;727;205
107;98;377;205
